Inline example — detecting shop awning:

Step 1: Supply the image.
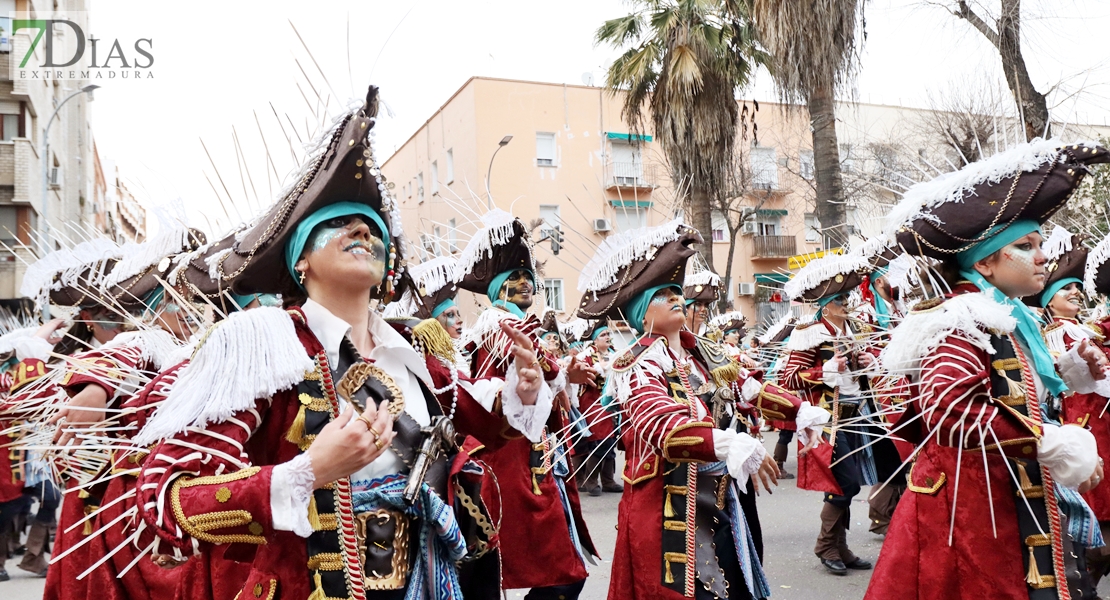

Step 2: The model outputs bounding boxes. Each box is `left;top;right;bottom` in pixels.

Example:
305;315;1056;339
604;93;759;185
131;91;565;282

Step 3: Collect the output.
787;248;844;270
754;272;790;284
756;209;788;217
609;200;653;208
606;132;653;142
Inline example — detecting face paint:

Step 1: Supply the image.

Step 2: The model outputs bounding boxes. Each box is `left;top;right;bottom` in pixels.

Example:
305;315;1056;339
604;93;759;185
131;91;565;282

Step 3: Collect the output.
308;225;348;254
1001;246;1037;274
500;270;534;309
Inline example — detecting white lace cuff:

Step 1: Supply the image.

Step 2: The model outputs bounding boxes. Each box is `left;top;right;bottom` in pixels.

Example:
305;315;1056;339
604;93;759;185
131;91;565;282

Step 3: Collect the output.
740;377;762;403
712;429;767;489
795;402;830;447
1040;423;1098;489
271;453;316;538
1057;345;1103;394
503;364;554;443
14;336;53;362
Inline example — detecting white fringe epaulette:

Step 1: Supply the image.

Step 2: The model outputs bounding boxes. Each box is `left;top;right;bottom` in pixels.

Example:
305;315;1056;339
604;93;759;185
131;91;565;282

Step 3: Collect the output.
103;226;193;288
883;138;1086;237
1086;235;1110;294
880;292;1016;379
561;317;592;342
133;306;315;446
758;312;794;345
1042;225;1075;264
98;328;183;372
452;209;524;283
783;251;873;301
1045;319;1096;356
684;266;720;288
786;319;832;351
19;238;121;304
578;218;685;293
609;337;670;405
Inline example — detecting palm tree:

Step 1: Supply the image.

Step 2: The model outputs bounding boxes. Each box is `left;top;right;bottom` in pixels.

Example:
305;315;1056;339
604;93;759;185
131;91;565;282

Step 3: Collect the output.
734;0;867;248
596;0;766;270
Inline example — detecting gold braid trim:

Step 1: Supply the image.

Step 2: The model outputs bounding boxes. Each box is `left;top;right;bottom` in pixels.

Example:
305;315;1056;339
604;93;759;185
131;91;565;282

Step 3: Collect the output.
171;467;266;545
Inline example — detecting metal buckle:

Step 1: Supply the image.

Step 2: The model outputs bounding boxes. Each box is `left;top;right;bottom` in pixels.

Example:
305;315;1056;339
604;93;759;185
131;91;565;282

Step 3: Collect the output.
353;508;410;590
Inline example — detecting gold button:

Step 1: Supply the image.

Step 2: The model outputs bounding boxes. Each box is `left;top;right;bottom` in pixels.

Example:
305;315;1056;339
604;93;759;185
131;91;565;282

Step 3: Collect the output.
834;274;844;283
356;159;364;167
253;584;263;597
643;463;651;471
682;451;690;457
925;477;934;487
355;172;363;179
348;139;355;147
1022;446;1033;455
215;487;231;503
248;522;264;535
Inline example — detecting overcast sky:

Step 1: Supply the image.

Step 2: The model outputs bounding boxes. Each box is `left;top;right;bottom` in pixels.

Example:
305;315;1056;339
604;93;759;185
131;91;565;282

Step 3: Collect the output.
85;0;1110;234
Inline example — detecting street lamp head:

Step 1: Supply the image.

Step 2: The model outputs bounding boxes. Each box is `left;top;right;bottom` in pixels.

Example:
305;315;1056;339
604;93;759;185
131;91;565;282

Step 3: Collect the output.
80;84;100;94
498;135;513;147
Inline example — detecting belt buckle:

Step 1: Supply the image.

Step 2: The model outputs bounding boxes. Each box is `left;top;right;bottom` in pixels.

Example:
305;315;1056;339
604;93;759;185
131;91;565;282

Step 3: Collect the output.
354;508;410;590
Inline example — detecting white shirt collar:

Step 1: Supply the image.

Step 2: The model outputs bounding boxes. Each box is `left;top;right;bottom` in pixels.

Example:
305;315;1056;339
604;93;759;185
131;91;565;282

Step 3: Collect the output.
301;299;353;369
300;299;432;385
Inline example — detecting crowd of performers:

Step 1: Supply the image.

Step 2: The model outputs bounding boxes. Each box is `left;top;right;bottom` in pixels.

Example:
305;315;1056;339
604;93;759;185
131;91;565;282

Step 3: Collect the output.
0;85;1106;600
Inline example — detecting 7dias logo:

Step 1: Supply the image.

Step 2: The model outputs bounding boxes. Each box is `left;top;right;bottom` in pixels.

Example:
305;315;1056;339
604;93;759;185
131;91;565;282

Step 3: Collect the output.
8;12;153;81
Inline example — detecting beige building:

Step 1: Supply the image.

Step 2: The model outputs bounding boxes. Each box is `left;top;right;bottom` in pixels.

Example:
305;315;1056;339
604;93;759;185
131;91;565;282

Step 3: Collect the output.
382;76;1110;329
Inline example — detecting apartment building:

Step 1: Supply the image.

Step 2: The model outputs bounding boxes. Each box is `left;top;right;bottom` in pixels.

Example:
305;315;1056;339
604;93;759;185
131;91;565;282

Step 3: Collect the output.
381;76;1110;327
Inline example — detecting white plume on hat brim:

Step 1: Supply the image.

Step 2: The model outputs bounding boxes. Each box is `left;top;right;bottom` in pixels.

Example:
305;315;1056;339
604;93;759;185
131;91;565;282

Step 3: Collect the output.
578;218;686;294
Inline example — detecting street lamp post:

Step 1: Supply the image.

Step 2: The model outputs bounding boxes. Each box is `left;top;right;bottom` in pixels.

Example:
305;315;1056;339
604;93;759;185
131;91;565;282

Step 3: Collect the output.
485;135;513;209
39;84;99;257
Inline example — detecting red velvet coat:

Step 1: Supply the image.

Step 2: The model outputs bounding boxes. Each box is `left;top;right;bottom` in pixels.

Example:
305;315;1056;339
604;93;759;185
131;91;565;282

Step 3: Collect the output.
866;291;1081;600
465;309;597;589
1056;316;1110;521
136;308;508;600
577;348;615;443
607;332;805;600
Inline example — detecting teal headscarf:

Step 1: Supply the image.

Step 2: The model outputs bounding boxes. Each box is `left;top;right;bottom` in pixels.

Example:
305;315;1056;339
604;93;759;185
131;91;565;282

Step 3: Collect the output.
284;202;390;290
870;267;891;329
955;220;1067;396
624;284;681;333
231;293;260;309
590;325;609;340
431;298;456;319
142;285;166;314
1040;278;1083;309
486;269;534;319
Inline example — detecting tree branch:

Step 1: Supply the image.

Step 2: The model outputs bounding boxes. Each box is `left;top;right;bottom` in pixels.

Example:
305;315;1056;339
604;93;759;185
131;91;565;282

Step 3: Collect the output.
953;0;1000;49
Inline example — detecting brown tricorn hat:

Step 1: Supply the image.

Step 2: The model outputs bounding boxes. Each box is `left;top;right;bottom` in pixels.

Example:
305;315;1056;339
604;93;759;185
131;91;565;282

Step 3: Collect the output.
19;238;122;309
1024;228;1087;308
887;141;1109;259
683;258;721;304
212;86;404;299
575;219;701;322
711;311;747;336
784;249;872;302
170;231;241;311
453;210;539;297
539;309;559;335
104;228;208;310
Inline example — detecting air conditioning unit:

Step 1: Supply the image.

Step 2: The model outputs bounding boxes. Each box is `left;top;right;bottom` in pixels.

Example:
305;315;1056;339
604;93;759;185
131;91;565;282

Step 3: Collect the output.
738;282;756;296
48;166;62;189
740;221;758;235
593;218;612;233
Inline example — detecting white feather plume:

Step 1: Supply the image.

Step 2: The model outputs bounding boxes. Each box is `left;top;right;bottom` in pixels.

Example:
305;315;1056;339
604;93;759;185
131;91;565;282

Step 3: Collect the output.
758;312;794;345
103;226;193;288
451;209;540;289
19;239;122;306
783;251;872;301
1086;235;1110;295
561;317;592;342
1040;225;1074;263
578;218;685;293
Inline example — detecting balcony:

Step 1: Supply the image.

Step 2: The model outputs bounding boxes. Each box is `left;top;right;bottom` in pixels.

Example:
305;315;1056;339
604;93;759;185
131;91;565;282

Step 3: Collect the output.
751;235;796;258
604;161;658;192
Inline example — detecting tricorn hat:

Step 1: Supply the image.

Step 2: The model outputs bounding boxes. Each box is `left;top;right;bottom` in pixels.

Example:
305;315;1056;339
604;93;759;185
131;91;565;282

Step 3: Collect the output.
784;250;872;302
683;257;721;304
886;140;1109;259
213;86;405;299
539;309;559;335
1024;226;1087;308
103;227;208;309
1086;234;1110;297
453;209;540;296
576;219;700;321
20;239;122;309
390;255;459;320
710;311;746;336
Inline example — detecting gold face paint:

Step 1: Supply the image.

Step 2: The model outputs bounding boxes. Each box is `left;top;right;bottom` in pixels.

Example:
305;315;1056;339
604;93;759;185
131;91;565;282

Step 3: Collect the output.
500;269;534;309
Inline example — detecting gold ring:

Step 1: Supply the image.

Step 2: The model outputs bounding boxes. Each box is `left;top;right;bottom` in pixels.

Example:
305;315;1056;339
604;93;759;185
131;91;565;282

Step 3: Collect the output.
374;437;387;451
369;425;383;438
357;414;374;431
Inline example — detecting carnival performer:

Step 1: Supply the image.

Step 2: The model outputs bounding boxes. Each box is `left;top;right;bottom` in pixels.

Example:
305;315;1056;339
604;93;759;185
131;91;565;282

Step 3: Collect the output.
683;260;720;337
135;86;545;600
574;320;621;497
453;209;598;600
576;219;828;599
867;140;1110;600
781;250;885;576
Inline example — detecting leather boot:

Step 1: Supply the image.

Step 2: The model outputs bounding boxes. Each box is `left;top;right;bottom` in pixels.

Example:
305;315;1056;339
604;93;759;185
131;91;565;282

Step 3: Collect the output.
600;454;623;493
774;442;794;479
582;453;602;496
571;454;588;492
17;521;48;577
815;502;844;563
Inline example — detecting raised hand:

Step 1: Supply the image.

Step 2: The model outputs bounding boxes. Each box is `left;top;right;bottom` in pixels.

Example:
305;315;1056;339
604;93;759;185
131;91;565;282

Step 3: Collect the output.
49;384;110;446
307;404;395;488
1077;338;1108;381
33;318;67;345
500;321;542;406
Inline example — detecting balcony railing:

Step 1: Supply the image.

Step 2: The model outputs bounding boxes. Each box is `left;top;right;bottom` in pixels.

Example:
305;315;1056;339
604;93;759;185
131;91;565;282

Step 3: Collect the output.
752;235;797;258
604;161;658;190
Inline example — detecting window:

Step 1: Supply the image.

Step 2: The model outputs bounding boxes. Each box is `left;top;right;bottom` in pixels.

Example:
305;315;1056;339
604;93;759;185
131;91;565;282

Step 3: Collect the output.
417;172;424;202
448;218;458;253
804;213;821;243
711;210;727;243
0;114;17;141
446;149;454;183
545;278;565;312
751;147;778;189
609;140;644;185
757;214;780;236
613;206;647;232
539;204;560;235
799;150;815;180
536;133;556;166
420;233;436;260
430;161;439;194
432;226;443;256
846;205;859;235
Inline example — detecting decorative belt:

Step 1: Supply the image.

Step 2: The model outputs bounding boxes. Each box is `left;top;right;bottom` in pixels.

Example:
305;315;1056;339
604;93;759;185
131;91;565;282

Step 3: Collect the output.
354;508;411;590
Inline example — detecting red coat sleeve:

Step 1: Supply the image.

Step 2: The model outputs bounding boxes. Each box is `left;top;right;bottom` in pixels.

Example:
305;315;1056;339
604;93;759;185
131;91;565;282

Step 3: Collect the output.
625;369;716;464
423;354;507;450
780;349;824;392
917;334;1042;459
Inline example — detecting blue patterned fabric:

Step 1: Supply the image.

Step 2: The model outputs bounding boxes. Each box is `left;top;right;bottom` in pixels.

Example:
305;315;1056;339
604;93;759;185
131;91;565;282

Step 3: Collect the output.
550;436;594;567
350;473;467;600
700;461;771;598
